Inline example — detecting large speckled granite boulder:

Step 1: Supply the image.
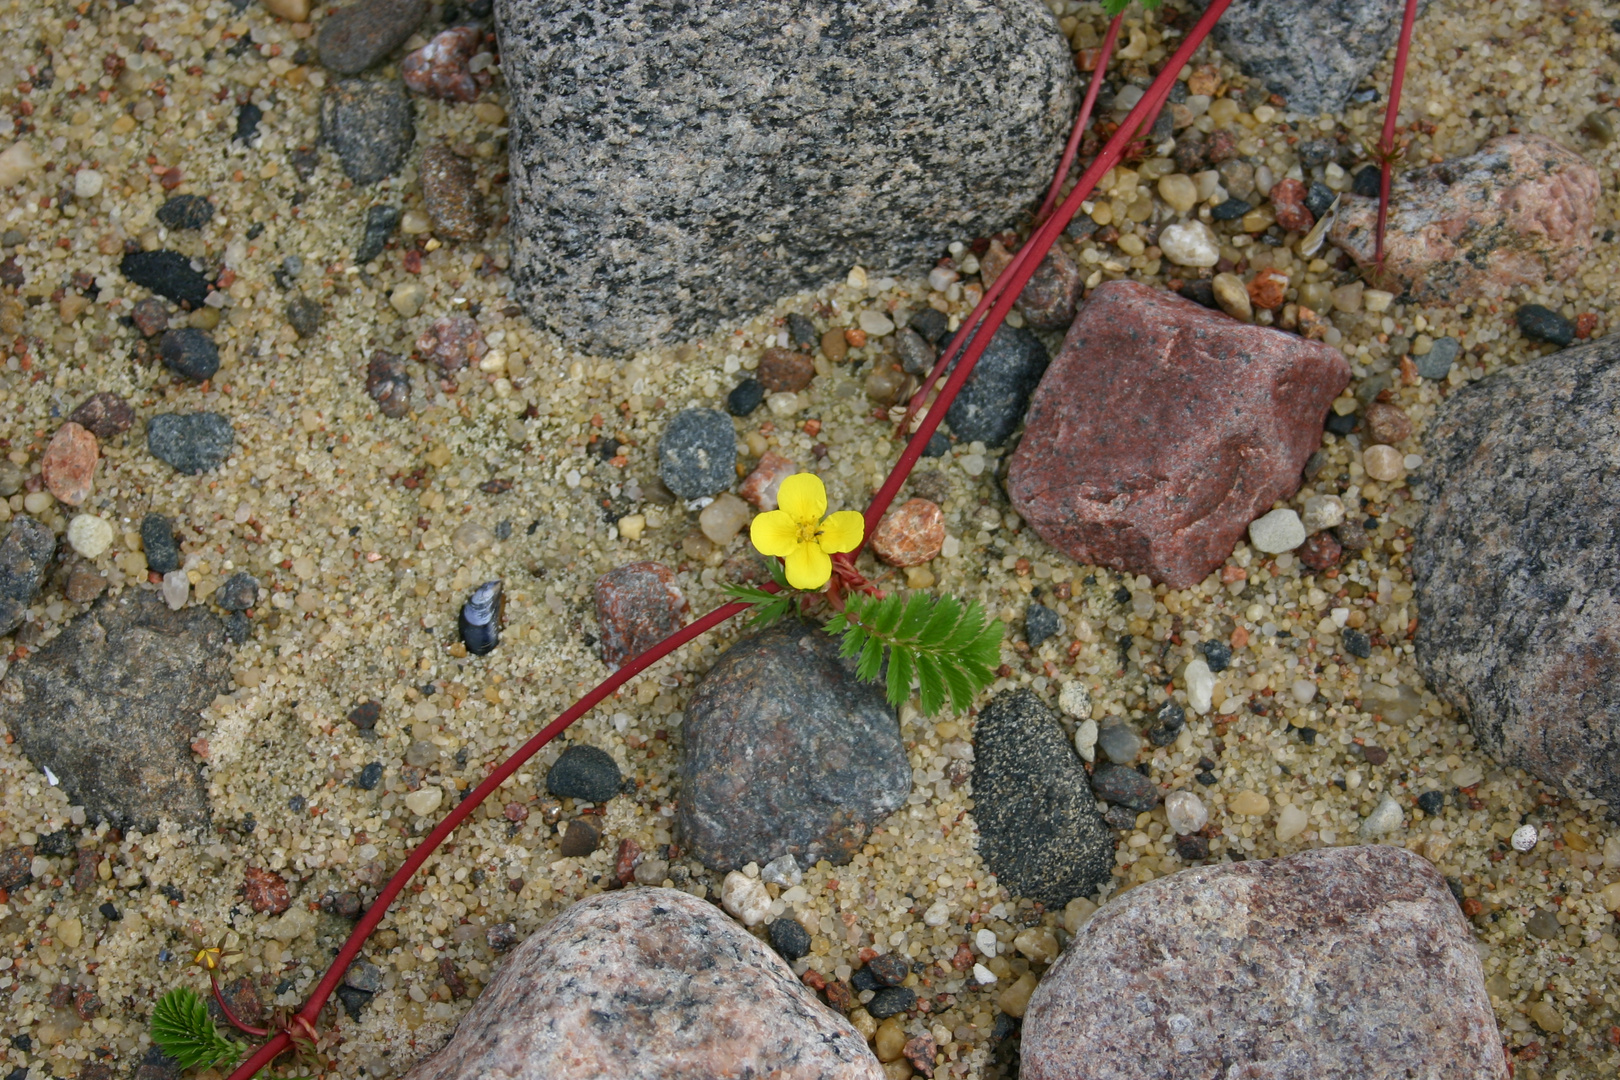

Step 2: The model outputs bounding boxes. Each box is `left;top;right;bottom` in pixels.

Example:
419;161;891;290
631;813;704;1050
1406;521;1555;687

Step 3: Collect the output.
1021;846;1508;1080
494;0;1078;354
1415;338;1620;815
400;888;884;1080
679;619;911;871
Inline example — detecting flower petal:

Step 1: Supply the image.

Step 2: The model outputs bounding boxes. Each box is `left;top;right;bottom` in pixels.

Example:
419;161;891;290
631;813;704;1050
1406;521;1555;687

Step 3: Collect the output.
817;510;866;554
783;542;832;591
776;473;827;526
749;510;801;557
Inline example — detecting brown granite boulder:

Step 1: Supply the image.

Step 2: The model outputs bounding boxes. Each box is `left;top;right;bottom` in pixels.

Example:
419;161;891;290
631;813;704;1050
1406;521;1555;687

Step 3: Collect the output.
594;561;687;667
401;887;883;1080
1007;281;1349;588
1021;846;1507;1080
1329;134;1597;303
1414;336;1620;813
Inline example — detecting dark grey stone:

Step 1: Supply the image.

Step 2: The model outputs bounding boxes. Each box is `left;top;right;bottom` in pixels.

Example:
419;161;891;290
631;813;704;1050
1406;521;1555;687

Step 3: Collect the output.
335;985;374;1022
787;313;819;350
1306;180;1336;219
657;408;736;500
866;986;916;1020
158;328;219;381
1096;723;1142;766
140;514;180;575
356;205;400;264
1515;303;1576;347
0;592;232;831
971;689;1113;909
0;516;54;636
155;195;214;231
496;0;1078;354
679;619;911;871
908;307;950;346
286;294;322;339
215;572;259;611
147;413;235;475
234;102;263;144
1146;700;1185;747
1089;762;1160;812
545;745;622;803
1416;336;1460;380
120;250;209;308
1415;336;1620;815
897;328;937;376
319;79;415;186
944;323;1049;447
356;761;384;790
1192;0;1430;115
1200;639;1232;673
768;918;811;962
317;0;428;74
726;379;764;418
1025;601;1060;648
343;959;385;994
921;432;950;458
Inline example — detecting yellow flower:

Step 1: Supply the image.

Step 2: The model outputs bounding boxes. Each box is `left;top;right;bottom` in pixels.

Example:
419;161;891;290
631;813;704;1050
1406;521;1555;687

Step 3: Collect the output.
749;473;865;590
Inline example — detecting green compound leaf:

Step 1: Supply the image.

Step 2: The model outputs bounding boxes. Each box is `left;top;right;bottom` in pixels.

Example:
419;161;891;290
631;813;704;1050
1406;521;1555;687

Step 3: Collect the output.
150;988;243;1071
720;580;794;629
1102;0;1163;15
835;593;1004;714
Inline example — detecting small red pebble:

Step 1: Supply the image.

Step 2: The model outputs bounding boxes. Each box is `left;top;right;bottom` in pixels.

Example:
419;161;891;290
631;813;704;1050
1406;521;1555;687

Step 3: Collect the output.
159;167;183;190
1461;897;1484;917
1220;565;1247;583
801;418;821;437
1230;626;1249;649
404;248;423;274
844;327;868;348
1297;531;1342;571
1575;312;1598;339
242;866;291;914
802;969;827;991
951;943;974;971
614;838;641;886
503;802;528;823
1246;268;1288;311
1269;178;1314;233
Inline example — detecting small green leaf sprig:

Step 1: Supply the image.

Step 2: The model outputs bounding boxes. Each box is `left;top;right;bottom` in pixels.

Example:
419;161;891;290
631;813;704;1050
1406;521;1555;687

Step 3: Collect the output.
1102;0;1162;15
150;987;244;1070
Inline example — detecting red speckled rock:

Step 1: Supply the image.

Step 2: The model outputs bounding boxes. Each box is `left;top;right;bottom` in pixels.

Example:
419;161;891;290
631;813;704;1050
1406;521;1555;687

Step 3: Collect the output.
757;348;816;393
739;451;797;510
1268;177;1313;233
41;422;97;506
415;315;485;374
1007;281;1349;588
1022;846;1508;1080
242;866;290;914
401;888;883;1080
1329;134;1597;303
68;393;134;440
402;25;489;103
1297;530;1342;571
869;498;945;567
594;562;687;667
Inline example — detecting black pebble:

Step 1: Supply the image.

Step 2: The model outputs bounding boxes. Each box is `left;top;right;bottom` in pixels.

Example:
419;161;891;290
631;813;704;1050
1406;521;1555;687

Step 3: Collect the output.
867;952;909;986
921;432;949;458
99;902;121;921
1305;181;1336;219
1200;639;1231;673
160;883;184;903
1296;726;1318;745
1175;832;1210;861
1341;628;1371;659
1146;700;1185;747
235;102;263;143
768;918;811;961
121;250;210;308
141;514;180;574
1324;411;1359;435
1177;279;1217;309
148;413;234;475
1417;789;1446;815
1025;602;1060;648
851;967;880;993
1113;586;1132;605
1090;762;1160;811
215;571;259;611
356;762;383;790
866;986;916;1020
726;378;764;417
158;328;220;381
787;312;819;350
225;612;252;644
1515;304;1575;347
286;293;323;338
1195;770;1217;786
1209;198;1252;221
288;794;307;812
356;205;400;264
1296;140;1335;168
8;1034;29;1052
335;984;374;1022
156;194;214;231
546;744;622;802
1352;165;1382;198
1103;803;1137;829
908;306;949;345
37;830;73;856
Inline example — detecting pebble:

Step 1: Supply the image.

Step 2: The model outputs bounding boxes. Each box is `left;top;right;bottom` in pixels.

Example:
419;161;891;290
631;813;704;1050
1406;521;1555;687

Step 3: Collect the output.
1511;824;1539;852
316;0;427;74
347;701;381;731
403;25;486;102
285;294;323;339
1073;718;1098;763
261;0;310;20
1209;197;1252;222
1165;790;1207;835
1211;272;1252;320
1058;681;1091;719
1362;443;1404;482
120;250;209;308
1025;601;1060;648
1300;493;1345;532
1174;832;1211;861
65;514;112;559
158;327;220;381
594;561;686;667
721;870;772;927
72;168;104;199
389;281;425;317
356;205;401;263
1016;244;1082;330
557;817;600;857
1157;173;1198;214
1229;790;1270;816
363;350;411;418
1158;221;1220;267
129;297;169;338
147;413;235;474
161;570;190;610
140;514;180;574
1515;303;1576;347
820;328;849;362
761;853;802;887
1201;639;1232;673
343;959;384;995
896;327;936;375
67;393;134;440
658;408;736;499
869;497;944;567
0;516;53;634
943;322;1049;447
155;194;213;231
1276;802;1310;842
768;918;811;961
857;309;895;336
244;865;292;914
1269;177;1314;232
756;347;815;393
418;315;486;374
699;493;749;543
319;79;415;186
1415;336;1460;380
1096;722;1141;766
1416;790;1446;815
1360;794;1405;838
214;572;259;611
1298;531;1342;571
1363;401;1413;446
64;567;106;605
1089;762;1159;811
726;378;764;417
1248;508;1306;553
1184;657;1215;714
420;143;487;240
738;451;796;510
235;101;264;143
404;787;443;816
1525;908;1561;940
541;746;621;806
41;422;97;506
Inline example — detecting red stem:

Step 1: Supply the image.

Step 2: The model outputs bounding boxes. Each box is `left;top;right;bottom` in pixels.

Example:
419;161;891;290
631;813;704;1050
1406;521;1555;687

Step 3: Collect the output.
211;975;271;1038
1374;0;1421;272
225;5;1233;1077
1034;12;1123;228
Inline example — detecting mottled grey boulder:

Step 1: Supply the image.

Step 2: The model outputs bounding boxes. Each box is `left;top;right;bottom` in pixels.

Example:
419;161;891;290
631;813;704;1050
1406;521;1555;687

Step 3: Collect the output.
0;592;233;831
1194;0;1430;116
679;620;911;871
1415;338;1620;815
495;0;1077;354
971;689;1113;909
401;888;883;1080
1021;846;1507;1080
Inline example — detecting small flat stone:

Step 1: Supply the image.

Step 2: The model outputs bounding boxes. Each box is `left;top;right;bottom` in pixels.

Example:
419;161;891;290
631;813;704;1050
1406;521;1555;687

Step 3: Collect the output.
756;348;815;393
594;561;686;667
140;514;181;574
726;378;764;417
68;393;134;440
546;745;622;803
214;572;259;612
1089;762;1159;811
768;918;811;961
320;78;415;186
1516;303;1576;347
243;866;291;914
317;0;427;74
64;567;107;605
558;816;601;856
658;408;736;500
356;204;401;263
1015;244;1082;330
738;451;796;511
41;422;97;506
285;294;323;339
1025;602;1060;648
147;413;234;474
866;986;917;1020
234;102;263;143
1096;723;1142;766
155;194;213;231
1249;508;1306;553
420;143;486;240
1416;336;1460;380
347;701;381;730
129;298;169;337
943;323;1049;448
402;25;487;102
356;761;384;789
158;328;220;381
1298;531;1342;570
67;515;113;560
869;498;945;567
121;250;209;308
0;846;31;890
896;327;936;375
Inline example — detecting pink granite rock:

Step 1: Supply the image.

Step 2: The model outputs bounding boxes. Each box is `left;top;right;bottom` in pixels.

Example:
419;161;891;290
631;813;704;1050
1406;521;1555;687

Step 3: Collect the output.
1329;134;1597;303
1022;846;1508;1080
41;422;97;506
1007;281;1349;588
739;450;797;510
595;561;687;667
401;887;883;1080
869;497;945;567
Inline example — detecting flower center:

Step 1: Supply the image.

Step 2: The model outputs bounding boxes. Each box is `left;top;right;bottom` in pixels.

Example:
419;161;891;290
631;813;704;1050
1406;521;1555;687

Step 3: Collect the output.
797;520;821;545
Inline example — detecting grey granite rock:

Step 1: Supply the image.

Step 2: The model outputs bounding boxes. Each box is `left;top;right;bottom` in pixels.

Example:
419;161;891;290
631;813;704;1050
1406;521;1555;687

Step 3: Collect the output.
0;516;54;636
1021;846;1507;1080
495;0;1077;354
943;322;1049;447
679;620;911;871
147;412;234;475
0;592;232;831
400;888;883;1080
1193;0;1430;116
1415;337;1620;814
971;689;1113;909
319;79;415;186
657;408;736;500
